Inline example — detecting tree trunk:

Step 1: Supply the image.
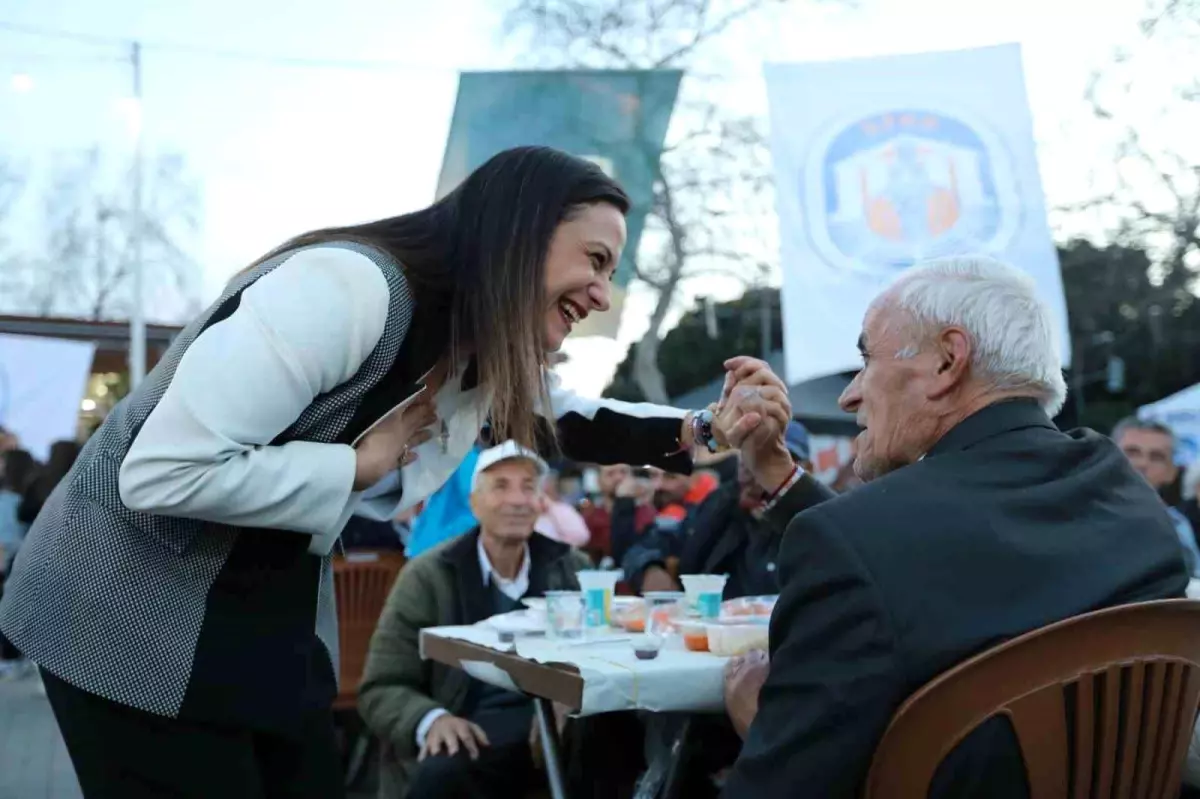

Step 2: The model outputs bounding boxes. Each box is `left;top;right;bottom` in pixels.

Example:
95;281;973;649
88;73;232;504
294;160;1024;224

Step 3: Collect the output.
634;313;670;404
633;173;688;405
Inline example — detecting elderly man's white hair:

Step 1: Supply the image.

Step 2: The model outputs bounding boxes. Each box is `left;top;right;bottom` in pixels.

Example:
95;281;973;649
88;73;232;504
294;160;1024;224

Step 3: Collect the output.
881;255;1068;416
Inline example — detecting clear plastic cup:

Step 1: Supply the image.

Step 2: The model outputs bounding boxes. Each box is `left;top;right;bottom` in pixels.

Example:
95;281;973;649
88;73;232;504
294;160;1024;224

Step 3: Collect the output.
576;570;621;628
680;574;729;620
545;591;585;639
643;590;686;637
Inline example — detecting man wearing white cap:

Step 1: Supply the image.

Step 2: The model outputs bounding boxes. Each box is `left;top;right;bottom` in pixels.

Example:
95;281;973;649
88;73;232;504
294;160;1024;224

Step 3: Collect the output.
358;441;591;799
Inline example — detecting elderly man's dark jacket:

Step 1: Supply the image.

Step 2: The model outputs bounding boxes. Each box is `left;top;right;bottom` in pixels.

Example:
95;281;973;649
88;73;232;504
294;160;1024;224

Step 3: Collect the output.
724;399;1189;798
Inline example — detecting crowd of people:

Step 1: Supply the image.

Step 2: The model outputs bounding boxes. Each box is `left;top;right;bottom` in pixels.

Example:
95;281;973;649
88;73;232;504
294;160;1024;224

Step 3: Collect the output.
0;146;1199;798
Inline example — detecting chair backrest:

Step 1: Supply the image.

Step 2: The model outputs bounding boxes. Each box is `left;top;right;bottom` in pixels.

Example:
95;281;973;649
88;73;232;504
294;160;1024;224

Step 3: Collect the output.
864;599;1200;799
332;550;406;707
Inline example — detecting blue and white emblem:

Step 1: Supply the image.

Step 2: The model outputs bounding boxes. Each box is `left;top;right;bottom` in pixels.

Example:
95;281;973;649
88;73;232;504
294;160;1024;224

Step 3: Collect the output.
804;109;1021;275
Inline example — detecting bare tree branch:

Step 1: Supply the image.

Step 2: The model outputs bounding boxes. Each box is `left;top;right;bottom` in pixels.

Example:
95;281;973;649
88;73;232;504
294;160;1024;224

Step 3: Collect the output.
1069;0;1200;278
504;0;802;401
4;146;203;322
650;0;781;68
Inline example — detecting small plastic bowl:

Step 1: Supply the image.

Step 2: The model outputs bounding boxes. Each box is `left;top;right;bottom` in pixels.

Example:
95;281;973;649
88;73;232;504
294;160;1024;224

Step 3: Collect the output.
631;634;663;661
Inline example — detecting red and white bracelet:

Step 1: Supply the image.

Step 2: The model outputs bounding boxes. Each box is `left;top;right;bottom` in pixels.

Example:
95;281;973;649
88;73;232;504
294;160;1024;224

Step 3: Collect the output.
760;464;802;512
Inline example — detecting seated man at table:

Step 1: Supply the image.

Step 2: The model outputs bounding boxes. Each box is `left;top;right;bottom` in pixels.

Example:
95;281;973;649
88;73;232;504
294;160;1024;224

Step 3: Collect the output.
715;256;1189;798
623;421;814;598
358;440;591;799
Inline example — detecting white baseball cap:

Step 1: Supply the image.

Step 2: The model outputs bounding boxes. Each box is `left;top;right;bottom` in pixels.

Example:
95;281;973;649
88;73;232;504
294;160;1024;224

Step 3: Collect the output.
471;440;549;491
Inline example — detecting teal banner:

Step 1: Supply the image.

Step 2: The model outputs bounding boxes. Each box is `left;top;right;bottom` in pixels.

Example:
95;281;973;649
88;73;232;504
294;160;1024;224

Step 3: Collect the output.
437;70;682;336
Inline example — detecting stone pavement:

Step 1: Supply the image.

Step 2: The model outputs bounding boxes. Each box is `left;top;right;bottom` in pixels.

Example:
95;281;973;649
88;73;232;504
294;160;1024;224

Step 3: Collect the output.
0;670;82;799
0;669;377;799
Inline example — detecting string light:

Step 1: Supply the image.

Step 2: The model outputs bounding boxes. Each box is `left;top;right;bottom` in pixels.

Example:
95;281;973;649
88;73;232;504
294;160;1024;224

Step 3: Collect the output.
0;19;462;73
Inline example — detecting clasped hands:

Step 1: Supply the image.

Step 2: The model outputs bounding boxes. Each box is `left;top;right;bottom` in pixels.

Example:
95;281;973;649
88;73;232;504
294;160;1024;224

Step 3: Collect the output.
709;356;796;495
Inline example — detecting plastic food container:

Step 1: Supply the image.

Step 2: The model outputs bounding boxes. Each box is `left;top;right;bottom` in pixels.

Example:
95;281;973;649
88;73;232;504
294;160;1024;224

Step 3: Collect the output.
680;621;709;652
706;619;770;656
721;595;779;618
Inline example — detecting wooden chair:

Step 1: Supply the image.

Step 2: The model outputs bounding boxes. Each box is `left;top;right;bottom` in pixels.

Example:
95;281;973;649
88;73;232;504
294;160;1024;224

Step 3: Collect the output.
864;599;1200;799
332;549;406;788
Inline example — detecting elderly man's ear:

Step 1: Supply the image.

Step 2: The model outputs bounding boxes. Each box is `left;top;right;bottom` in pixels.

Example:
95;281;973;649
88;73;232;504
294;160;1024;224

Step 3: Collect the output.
928;326;973;400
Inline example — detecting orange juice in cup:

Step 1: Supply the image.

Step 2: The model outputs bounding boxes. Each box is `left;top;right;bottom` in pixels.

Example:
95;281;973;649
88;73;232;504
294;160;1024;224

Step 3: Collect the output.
681;621;709;652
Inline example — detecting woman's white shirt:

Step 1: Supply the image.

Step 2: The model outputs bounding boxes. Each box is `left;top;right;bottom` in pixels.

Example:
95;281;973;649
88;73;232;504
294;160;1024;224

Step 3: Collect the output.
118;247;390;550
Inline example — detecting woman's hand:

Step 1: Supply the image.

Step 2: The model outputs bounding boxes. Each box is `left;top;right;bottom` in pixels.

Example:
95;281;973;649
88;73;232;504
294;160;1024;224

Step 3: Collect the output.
709;357;791;450
353;394;439;490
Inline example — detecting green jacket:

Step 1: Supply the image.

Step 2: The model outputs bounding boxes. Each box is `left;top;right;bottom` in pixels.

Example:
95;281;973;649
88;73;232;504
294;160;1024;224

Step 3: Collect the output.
358;528;591;796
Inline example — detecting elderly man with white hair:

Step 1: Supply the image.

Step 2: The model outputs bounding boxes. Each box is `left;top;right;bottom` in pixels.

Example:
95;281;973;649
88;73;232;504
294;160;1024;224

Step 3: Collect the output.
713;256;1188;799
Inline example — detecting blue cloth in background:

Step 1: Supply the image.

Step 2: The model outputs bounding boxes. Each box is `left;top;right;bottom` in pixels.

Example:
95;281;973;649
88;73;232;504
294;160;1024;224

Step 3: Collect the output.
405;446;481;558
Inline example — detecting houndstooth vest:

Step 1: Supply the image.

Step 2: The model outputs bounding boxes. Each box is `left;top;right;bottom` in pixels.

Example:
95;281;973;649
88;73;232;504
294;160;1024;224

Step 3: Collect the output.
0;241;423;727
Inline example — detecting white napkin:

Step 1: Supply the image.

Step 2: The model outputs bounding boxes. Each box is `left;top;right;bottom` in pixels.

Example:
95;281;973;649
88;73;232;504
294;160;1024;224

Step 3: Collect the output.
482;609;546;635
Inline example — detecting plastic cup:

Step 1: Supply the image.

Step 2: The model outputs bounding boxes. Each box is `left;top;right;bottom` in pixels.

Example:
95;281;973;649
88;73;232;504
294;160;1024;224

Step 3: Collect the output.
643;590;686;637
680;574;729;620
545;591;585;639
576;570;621;628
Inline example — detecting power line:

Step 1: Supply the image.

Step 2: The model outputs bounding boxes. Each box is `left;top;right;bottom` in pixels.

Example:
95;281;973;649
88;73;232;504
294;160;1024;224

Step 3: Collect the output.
0;20;116;47
0;51;124;65
0;20;460;72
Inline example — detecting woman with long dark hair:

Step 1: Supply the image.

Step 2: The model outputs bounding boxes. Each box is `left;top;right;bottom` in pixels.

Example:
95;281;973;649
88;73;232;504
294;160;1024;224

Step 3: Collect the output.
0;146;732;798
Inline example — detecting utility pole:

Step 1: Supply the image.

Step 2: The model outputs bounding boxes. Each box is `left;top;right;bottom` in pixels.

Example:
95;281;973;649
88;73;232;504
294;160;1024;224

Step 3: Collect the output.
128;41;146;389
757;262;772;361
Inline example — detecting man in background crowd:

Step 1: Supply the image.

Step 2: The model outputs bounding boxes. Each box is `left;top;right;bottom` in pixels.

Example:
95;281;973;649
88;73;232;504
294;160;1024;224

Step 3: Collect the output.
624;421;815;600
580;464;656;565
1112;417;1200;577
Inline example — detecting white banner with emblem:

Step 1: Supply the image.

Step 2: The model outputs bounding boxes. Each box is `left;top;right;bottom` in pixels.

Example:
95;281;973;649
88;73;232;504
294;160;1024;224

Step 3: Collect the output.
0;333;95;461
764;43;1070;385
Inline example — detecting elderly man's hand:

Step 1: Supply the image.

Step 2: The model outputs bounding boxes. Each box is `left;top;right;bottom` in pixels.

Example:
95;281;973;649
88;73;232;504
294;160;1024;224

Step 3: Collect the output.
719;357;791;413
716;357;795;493
724;649;770;740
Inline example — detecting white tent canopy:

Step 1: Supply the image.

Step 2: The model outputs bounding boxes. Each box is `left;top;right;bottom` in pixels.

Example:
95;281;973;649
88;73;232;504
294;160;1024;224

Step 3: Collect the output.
1139;383;1200;466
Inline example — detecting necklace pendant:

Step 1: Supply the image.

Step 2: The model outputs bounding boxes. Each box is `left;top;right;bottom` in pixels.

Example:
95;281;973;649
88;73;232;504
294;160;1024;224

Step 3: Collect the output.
438;421;450;454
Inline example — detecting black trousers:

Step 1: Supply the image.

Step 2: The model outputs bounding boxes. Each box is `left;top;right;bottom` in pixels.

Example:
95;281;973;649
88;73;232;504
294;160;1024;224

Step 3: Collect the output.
406;703;536;799
42;669;344;799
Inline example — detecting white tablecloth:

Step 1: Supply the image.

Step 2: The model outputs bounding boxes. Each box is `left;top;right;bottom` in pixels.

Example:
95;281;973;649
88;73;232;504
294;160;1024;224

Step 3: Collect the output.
421;625;728;717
